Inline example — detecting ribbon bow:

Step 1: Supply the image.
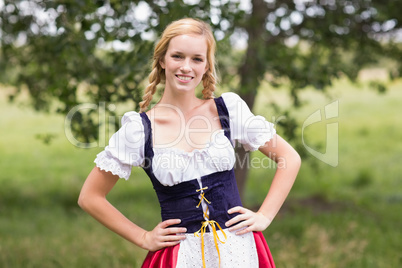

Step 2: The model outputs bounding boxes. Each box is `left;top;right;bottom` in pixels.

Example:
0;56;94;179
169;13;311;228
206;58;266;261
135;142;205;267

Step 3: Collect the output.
194;220;227;268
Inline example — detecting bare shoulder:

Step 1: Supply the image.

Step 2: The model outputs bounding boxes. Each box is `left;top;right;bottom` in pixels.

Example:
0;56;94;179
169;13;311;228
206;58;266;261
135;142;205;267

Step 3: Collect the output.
197;98;221;129
203;98;218;114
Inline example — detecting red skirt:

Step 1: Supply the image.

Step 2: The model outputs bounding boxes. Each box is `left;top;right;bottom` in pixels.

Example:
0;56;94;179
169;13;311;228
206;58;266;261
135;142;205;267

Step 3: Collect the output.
141;231;275;268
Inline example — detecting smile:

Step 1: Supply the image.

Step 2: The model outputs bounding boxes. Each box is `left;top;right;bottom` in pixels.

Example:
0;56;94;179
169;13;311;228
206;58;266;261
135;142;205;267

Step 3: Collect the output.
176;75;193;81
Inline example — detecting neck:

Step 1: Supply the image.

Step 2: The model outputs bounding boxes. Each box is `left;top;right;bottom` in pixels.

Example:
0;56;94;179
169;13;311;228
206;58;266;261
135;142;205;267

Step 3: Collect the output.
157;89;203;114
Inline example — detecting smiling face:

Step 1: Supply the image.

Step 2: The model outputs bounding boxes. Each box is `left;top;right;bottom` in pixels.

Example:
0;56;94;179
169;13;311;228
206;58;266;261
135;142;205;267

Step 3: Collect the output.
160;34;209;95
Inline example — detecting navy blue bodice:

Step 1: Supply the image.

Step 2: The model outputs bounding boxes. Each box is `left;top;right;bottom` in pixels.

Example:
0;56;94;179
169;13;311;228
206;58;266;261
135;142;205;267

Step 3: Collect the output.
139;97;242;233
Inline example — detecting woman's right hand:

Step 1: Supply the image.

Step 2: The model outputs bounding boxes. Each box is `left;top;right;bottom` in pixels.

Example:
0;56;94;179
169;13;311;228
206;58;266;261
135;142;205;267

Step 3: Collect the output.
141;219;187;252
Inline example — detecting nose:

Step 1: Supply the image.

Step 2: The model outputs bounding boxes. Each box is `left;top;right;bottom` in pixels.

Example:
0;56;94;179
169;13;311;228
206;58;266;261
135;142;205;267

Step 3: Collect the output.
180;59;191;73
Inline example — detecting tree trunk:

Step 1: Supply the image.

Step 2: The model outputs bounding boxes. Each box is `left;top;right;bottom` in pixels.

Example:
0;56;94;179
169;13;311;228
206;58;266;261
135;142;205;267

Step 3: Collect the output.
235;0;269;199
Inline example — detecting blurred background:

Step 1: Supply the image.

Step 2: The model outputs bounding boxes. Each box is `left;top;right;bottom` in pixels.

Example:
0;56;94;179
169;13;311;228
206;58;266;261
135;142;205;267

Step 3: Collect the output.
0;0;401;267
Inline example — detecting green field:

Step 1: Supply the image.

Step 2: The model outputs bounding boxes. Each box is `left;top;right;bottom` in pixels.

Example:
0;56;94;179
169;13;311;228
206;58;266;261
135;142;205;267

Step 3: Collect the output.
0;77;401;267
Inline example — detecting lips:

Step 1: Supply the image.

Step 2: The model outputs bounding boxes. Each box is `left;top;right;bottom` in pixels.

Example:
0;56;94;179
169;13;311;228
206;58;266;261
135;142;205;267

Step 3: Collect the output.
176;75;193;82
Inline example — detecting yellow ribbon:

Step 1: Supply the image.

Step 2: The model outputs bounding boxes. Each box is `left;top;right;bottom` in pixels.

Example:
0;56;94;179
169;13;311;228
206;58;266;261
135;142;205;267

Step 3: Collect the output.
194;220;227;268
196;187;208;192
196;192;211;208
203;206;210;220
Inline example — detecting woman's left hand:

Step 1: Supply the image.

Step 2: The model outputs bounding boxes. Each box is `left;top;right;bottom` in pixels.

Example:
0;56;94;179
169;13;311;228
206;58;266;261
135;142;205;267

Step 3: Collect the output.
225;206;272;235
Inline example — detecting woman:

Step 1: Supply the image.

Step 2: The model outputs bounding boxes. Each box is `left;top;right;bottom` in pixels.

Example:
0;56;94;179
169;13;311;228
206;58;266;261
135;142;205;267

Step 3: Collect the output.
78;18;301;267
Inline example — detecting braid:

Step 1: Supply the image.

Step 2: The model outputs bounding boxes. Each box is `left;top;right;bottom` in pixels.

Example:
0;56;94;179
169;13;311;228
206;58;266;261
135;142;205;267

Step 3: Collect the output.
139;65;162;113
202;70;216;99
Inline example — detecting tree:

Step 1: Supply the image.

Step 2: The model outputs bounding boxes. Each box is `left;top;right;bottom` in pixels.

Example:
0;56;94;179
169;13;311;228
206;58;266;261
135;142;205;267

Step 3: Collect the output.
1;0;401;197
232;0;402;195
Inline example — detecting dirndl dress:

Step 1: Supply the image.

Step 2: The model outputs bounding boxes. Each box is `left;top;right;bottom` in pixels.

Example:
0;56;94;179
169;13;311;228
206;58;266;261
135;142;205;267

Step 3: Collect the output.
95;92;277;267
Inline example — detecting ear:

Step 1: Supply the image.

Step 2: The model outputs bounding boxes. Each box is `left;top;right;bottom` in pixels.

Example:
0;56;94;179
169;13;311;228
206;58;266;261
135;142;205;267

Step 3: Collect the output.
159;58;165;69
204;64;209;74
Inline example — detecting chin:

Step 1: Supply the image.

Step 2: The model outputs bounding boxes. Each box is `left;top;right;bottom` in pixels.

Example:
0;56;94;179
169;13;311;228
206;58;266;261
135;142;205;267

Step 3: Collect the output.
173;83;200;93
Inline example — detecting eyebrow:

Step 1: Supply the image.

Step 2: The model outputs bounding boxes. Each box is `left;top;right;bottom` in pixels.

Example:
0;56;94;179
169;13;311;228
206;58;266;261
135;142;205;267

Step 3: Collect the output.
171;50;206;57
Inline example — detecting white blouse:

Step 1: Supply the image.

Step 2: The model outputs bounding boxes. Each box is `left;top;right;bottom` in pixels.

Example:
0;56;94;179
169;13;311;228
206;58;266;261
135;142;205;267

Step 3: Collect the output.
94;92;276;267
94;92;276;185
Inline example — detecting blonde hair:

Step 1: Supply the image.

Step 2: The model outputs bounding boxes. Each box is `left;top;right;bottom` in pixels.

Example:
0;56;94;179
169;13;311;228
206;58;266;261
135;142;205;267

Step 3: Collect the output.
139;18;217;113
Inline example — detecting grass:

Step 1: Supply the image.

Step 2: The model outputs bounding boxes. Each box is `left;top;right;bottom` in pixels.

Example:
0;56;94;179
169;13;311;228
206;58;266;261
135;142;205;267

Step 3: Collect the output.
248;77;402;267
0;77;401;267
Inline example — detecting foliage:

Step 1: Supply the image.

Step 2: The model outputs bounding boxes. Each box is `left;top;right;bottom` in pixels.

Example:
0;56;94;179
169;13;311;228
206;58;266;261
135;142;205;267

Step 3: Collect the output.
1;0;401;139
1;0;402;192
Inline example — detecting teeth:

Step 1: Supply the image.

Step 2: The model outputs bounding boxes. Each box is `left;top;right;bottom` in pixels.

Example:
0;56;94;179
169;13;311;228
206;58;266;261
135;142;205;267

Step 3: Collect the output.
177;75;192;81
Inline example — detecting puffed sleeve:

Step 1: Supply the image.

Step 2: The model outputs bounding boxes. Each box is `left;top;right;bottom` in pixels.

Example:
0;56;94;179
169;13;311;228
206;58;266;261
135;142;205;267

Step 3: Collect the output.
221;92;276;151
94;111;145;180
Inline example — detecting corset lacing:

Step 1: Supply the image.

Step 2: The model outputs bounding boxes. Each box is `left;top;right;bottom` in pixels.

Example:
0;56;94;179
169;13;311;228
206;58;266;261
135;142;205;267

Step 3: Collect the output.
194;186;227;268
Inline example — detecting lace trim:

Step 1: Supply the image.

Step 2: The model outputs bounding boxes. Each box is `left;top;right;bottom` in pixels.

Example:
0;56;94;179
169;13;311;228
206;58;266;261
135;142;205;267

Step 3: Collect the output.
94;151;132;180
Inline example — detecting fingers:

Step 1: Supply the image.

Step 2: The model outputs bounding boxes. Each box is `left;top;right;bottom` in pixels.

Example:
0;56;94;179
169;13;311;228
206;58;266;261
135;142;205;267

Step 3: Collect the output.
227;206;246;215
225;207;271;235
143;219;187;251
225;206;251;227
159;240;182;248
159;218;182;228
230;221;253;235
145;233;183;251
225;207;253;235
158;219;187;236
227;216;253;234
161;227;187;238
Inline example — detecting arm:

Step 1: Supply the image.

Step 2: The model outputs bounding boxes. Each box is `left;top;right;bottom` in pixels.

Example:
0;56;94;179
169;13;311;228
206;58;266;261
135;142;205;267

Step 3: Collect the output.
225;134;301;234
78;166;187;251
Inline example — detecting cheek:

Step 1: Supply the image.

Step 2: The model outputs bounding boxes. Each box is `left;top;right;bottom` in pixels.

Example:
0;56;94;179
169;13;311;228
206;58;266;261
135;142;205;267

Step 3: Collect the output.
197;63;208;74
165;60;179;71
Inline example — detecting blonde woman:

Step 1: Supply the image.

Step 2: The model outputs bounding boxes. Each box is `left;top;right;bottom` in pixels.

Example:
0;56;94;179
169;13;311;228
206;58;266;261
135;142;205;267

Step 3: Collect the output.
78;18;301;267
